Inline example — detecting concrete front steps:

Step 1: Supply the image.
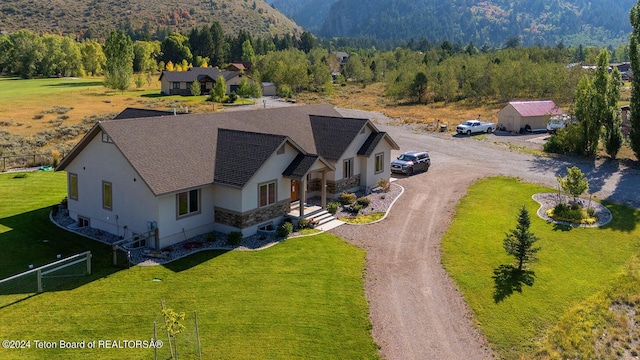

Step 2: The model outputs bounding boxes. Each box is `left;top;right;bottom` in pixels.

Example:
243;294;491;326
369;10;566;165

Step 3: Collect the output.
288;201;345;232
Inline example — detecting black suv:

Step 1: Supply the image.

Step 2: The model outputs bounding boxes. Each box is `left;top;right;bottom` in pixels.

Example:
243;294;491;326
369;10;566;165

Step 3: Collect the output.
390;151;430;175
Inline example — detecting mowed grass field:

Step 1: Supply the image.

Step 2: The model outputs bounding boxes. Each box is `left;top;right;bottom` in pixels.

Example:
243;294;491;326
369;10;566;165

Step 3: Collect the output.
0;76;210;136
441;177;640;359
0;171;378;359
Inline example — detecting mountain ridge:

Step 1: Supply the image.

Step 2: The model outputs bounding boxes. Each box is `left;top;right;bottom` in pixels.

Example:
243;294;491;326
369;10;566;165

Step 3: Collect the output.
0;0;302;39
269;0;635;46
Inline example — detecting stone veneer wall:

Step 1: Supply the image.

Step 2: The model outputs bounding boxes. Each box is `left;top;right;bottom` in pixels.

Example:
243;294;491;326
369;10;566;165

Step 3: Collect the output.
215;199;290;229
329;175;361;194
308;179;322;192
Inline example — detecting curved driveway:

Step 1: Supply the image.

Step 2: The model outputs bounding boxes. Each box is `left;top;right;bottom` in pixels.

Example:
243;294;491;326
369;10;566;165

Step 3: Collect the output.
332;108;640;360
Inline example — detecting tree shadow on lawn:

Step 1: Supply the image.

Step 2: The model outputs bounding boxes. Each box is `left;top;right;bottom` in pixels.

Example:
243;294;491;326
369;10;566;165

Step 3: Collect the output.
602;202;640;233
492;264;535;303
44;81;104;88
0;207;121;300
552;222;573;232
161;249;230;273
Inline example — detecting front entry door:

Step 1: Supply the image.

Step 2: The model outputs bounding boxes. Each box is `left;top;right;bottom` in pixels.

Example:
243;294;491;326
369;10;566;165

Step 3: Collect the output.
291;180;299;202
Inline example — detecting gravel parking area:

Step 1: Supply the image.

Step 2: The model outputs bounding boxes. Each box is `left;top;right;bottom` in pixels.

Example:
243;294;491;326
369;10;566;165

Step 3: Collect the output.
333;107;640;360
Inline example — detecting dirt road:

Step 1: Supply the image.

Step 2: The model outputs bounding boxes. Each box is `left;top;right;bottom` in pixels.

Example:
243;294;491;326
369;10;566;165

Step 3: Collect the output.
332;108;640;359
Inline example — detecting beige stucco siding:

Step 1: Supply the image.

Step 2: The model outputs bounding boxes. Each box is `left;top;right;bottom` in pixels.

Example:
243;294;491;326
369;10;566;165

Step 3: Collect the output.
65;131;158;238
336;125;372;189
241;142;298;211
156;185;216;249
361;140;393;191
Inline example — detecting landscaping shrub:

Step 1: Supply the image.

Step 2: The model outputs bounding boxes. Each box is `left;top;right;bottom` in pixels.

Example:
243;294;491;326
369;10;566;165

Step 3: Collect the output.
378;178;391;192
356;196;371;207
298;218;313;229
339;192;356;205
552;202;584;221
351;204;363;213
327;201;339;215
278;221;293;237
227;231;242;245
206;232;217;242
543;126;582;155
227;92;238;103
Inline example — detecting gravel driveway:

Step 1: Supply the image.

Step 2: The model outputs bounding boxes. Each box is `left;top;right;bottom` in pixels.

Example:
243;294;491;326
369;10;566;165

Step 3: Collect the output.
332;108;640;360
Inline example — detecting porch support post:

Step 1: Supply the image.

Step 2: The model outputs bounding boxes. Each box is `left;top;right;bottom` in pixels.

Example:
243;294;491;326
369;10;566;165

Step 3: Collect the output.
299;177;307;217
321;171;327;208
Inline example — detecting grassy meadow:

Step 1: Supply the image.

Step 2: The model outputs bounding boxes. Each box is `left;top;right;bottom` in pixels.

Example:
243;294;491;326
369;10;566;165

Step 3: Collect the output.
441;177;640;359
0;171;378;359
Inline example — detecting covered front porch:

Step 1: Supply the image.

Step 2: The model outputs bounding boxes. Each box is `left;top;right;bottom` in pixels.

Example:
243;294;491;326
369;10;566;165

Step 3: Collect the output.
282;154;343;230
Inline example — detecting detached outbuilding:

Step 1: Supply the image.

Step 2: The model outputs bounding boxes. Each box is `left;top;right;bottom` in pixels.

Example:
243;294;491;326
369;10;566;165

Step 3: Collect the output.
497;100;563;132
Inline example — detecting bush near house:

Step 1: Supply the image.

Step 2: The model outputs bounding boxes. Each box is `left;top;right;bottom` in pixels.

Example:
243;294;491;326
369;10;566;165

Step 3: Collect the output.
227;231;242;245
339;192;356;205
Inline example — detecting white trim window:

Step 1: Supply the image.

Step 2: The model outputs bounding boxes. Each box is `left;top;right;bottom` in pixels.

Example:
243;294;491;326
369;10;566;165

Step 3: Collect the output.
375;153;384;174
102;132;113;143
343;158;353;179
259;181;276;207
102;181;112;211
177;189;200;217
68;173;78;200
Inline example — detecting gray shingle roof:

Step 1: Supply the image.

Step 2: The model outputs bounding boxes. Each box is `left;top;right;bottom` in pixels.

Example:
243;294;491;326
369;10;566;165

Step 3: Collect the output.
113;108;179;120
309;115;367;161
357;132;387;156
159;67;243;83
57;104;390;196
214;129;287;187
282;154;320;179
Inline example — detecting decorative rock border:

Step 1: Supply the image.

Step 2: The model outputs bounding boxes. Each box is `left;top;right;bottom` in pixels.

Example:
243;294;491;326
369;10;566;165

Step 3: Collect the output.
532;193;612;228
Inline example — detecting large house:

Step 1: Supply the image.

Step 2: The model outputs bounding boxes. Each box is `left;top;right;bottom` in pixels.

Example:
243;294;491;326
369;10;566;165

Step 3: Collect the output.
159;67;250;96
56;105;399;249
497;100;563;132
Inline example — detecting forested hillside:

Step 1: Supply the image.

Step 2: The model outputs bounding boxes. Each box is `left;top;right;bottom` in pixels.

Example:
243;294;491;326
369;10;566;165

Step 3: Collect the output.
266;0;332;34
272;0;634;46
0;0;301;39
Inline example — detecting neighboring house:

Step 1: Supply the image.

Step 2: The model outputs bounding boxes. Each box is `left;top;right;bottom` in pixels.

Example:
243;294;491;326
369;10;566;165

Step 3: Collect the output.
56;104;399;249
159;67;249;96
335;51;349;65
226;62;251;73
261;82;276;96
497;100;563;132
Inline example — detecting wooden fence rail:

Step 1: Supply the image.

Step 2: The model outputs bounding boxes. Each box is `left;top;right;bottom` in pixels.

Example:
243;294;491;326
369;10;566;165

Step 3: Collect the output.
0;153;65;171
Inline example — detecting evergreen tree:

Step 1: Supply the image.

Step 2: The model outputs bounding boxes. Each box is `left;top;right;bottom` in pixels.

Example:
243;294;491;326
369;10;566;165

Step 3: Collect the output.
241;40;256;66
629;2;640;159
103;30;134;91
503;205;540;271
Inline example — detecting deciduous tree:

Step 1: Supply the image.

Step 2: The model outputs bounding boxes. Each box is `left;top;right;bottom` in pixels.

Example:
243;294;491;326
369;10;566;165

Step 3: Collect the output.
103;30;134;91
557;166;589;202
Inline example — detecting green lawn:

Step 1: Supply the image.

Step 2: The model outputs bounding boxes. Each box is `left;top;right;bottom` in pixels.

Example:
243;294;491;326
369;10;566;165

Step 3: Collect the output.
0;77;105;100
441;177;640;359
0;171;378;359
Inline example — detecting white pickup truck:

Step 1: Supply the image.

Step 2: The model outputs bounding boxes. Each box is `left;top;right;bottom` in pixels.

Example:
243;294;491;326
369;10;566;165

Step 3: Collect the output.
456;120;495;135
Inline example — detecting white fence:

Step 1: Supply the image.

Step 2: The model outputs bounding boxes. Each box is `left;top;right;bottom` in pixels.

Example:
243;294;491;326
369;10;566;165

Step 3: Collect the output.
0;251;91;299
